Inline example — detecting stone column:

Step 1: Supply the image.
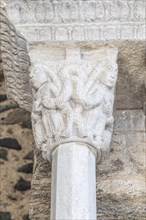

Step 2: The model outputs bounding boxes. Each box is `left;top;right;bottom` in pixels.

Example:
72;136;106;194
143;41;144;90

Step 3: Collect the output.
29;48;118;220
51;143;97;220
1;9;118;219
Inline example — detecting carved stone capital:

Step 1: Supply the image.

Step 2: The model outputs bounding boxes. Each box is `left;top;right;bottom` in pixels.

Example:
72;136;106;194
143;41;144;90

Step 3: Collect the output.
1;9;119;219
1;9;118;162
30;48;118;161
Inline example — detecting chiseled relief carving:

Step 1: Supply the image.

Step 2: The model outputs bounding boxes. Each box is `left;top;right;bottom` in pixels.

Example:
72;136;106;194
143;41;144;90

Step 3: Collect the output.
30;48;118;161
4;0;145;41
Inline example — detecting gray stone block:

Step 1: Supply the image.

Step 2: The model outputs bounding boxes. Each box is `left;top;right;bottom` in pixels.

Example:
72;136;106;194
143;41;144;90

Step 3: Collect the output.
114;110;145;131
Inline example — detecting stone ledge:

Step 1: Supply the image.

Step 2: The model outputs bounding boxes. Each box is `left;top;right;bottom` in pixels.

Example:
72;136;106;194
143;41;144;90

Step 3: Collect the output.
3;0;145;42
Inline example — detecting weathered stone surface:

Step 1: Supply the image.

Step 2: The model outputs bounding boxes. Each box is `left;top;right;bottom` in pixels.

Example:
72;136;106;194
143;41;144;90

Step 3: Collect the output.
0;117;34;220
28;41;146;110
0;9;32;112
96;192;146;220
0;60;4;82
30;110;146;220
7;195;17;201
0;75;34;219
3;0;145;42
0;212;11;220
1;1;146;219
115;41;146;110
23;151;33;161
29;149;51;220
114;110;145;131
0;148;8;160
17;163;33;174
0;138;22;150
30;47;118;163
0;103;19;113
97;131;146;196
1;108;31;126
23;214;30;220
20;121;32;129
0;94;7;102
14;177;31;191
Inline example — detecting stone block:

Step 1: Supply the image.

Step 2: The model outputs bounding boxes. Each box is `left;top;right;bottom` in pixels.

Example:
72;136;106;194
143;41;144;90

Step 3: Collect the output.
114;110;145;132
115;41;146;109
3;0;145;42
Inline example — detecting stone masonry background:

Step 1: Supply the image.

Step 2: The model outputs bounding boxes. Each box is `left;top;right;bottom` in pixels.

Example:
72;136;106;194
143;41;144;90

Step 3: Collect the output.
0;0;146;219
0;59;33;220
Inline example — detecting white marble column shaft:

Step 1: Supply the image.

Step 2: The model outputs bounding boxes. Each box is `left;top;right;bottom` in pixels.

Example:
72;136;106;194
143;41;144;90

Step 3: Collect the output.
51;143;97;220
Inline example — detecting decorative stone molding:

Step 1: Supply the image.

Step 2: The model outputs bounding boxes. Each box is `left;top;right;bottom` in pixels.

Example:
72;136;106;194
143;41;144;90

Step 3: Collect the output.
3;0;145;42
0;8;32;112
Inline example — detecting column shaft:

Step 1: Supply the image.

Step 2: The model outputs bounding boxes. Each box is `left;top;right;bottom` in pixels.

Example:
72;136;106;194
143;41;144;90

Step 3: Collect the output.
51;143;97;220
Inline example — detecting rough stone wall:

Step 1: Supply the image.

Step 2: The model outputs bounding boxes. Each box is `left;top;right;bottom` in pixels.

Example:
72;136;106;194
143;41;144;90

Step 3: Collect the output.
0;63;33;220
0;10;33;220
0;9;32;112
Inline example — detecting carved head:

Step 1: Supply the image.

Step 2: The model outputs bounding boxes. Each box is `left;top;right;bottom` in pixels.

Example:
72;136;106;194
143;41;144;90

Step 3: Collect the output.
99;59;118;89
30;63;48;90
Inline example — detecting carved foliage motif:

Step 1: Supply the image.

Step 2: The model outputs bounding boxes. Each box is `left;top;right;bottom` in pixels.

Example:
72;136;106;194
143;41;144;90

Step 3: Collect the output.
30;48;118;160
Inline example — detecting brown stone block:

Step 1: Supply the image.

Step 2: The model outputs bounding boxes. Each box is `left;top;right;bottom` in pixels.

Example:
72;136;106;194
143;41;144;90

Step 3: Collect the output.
115;41;146;110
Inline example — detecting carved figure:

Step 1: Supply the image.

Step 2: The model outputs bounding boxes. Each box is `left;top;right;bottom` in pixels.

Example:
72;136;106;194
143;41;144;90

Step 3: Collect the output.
29;48;118;159
93;59;118;149
73;58;118;150
42;64;73;138
30;64;48;156
74;65;104;138
30;63;65;156
41;63;91;138
65;64;89;138
41;68;64;141
58;63;99;138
